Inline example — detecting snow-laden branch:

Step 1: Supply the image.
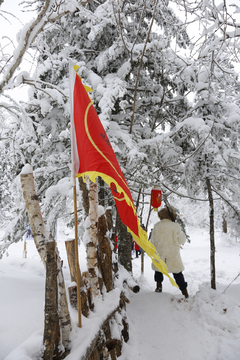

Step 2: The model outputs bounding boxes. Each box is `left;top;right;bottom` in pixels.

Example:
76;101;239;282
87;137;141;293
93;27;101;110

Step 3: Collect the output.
160;181;214;202
0;0;78;93
211;185;240;220
166;119;215;168
23;78;68;99
129;0;159;134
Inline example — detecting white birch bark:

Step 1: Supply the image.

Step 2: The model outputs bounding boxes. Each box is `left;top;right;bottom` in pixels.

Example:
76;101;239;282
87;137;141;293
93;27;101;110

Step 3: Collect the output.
56;247;72;348
20;168;71;349
20;172;47;264
86;179;100;297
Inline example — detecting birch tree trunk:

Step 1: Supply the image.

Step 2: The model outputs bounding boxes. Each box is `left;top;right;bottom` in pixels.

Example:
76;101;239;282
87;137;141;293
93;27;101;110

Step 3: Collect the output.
55;247;72;347
86;179;100;297
20;172;47;264
20;169;71;349
206;178;216;290
43;239;61;360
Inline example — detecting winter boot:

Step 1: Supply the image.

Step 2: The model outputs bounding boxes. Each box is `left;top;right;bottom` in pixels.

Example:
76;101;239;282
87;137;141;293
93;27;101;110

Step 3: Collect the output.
155;282;162;293
181;289;189;298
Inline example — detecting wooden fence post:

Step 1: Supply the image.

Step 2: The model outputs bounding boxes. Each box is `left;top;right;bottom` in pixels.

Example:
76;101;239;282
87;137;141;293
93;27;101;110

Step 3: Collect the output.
43;239;61;360
65;239;90;317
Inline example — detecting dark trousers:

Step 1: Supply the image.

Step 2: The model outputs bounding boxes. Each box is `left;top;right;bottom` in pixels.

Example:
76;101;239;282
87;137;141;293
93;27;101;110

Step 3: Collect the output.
136;250;141;258
154;271;187;291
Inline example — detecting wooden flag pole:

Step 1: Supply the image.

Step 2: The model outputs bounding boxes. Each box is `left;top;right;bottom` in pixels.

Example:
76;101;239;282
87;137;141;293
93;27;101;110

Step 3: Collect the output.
73;178;82;327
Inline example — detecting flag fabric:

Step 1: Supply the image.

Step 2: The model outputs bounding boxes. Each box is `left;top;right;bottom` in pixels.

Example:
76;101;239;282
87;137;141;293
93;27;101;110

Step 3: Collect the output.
69;62;177;287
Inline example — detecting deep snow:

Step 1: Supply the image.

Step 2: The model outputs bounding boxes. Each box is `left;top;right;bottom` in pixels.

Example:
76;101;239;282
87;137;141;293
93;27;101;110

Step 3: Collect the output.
0;223;240;360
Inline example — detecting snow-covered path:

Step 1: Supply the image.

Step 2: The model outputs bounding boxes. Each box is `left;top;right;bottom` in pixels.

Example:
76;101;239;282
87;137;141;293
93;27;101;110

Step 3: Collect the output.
124;276;240;360
126;289;211;360
123;230;240;360
1;228;240;360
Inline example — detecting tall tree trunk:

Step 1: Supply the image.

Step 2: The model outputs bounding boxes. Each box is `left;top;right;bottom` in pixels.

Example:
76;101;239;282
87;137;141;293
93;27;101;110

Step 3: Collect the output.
206;178;216;290
43;239;61;360
86;179;100;297
98;177;105;207
20;169;71;349
145;203;152;232
55;247;72;347
98;213;113;292
79;176;89;219
117;213;132;273
105;208;113;231
20;172;47;264
135;187;141;213
222;213;227;233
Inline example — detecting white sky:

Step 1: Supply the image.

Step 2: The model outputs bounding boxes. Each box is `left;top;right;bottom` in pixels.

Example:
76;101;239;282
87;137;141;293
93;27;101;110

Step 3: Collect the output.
1;0;240;102
0;0;36;101
0;0;35;41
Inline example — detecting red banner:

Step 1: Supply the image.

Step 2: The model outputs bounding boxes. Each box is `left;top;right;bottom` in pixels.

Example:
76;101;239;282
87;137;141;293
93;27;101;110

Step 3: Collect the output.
69;63;176;287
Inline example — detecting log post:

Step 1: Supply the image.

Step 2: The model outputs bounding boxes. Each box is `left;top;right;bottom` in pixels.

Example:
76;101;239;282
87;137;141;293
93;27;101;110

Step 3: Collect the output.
20;170;47;264
20;165;71;350
105;208;113;231
65;239;90;317
86;179;100;298
65;239;78;282
43;239;61;360
97;214;113;292
55;247;72;348
23;240;27;258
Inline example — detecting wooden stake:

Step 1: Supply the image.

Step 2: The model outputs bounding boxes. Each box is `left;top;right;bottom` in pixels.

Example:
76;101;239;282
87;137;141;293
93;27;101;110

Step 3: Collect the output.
141;250;144;274
73;178;82;327
23;240;27;259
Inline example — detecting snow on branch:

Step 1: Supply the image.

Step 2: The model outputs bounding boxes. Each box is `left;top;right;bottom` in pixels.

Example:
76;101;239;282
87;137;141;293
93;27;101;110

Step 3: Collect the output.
166;118;215;168
0;0;78;94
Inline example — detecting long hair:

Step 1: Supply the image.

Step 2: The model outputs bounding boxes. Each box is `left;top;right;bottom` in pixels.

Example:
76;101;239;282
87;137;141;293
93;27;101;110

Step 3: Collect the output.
158;206;176;222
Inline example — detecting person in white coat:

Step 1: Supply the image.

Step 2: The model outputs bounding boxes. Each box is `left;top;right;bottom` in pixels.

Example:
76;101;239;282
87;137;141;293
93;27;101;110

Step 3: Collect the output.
151;206;188;298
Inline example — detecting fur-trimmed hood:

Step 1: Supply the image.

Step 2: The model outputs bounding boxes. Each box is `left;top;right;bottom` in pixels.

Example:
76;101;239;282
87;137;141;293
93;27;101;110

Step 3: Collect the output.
151;219;186;274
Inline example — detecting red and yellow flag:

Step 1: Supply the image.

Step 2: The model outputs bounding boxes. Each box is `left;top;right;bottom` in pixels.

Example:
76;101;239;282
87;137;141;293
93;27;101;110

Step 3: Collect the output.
69;62;177;287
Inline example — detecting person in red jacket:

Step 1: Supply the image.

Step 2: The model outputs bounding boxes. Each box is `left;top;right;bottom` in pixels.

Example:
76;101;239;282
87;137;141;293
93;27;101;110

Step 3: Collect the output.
132;240;141;258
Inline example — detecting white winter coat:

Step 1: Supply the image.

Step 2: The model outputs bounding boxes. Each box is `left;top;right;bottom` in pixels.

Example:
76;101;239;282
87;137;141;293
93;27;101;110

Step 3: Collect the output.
151;219;186;274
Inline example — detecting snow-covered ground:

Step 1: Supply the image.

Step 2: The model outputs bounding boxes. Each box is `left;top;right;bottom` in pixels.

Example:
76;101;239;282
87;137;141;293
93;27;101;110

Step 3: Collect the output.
0;224;240;360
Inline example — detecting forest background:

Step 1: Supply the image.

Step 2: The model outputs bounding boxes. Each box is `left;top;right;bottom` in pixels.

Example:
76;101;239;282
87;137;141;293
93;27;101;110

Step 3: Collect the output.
1;0;240;356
